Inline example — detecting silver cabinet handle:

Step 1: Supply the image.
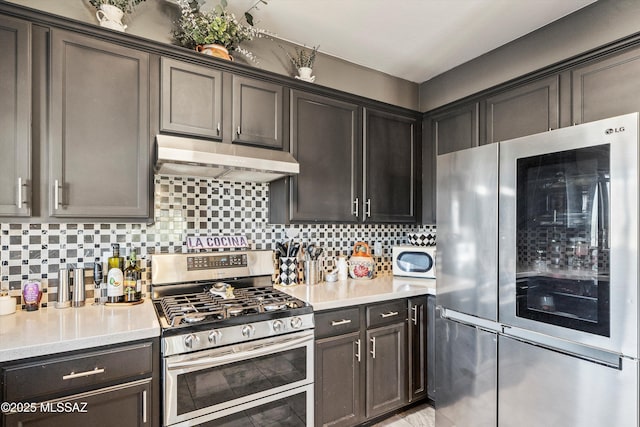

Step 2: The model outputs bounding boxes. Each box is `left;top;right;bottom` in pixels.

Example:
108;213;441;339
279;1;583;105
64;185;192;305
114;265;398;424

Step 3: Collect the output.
62;367;105;380
355;338;361;362
237;126;241;135
380;311;399;318
331;319;352;326
216;122;221;135
370;337;376;359
353;197;359;217
366;198;371;217
142;390;147;423
17;177;23;208
412;305;418;325
54;179;61;210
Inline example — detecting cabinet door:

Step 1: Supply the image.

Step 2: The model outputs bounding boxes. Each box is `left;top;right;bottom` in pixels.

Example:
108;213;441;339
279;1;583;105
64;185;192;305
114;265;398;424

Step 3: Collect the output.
232;76;283;149
4;379;152;427
289;90;361;222
366;322;407;419
426;295;436;400
432;102;479;155
315;332;363;427
572;46;640;125
364;109;417;223
160;57;222;139
49;29;150;218
408;297;427;402
485;75;559;143
0;15;31;217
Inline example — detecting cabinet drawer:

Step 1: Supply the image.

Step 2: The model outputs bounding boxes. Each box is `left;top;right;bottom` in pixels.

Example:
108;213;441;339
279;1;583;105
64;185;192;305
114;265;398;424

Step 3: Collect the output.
2;342;153;402
366;300;407;328
315;307;361;339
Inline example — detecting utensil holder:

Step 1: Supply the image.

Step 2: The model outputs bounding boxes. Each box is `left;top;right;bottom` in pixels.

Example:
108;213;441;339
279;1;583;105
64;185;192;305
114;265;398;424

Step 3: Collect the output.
304;260;323;285
278;257;299;286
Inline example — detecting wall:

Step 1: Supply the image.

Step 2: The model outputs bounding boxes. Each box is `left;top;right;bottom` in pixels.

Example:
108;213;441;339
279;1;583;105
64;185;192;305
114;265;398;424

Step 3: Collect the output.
1;175;435;308
6;0;419;110
419;0;640;111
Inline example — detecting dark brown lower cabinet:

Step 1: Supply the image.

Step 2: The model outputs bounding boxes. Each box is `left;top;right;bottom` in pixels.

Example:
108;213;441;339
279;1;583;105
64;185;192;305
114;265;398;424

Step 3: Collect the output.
3;379;152;427
315;332;362;427
365;323;407;419
408;296;427;402
0;339;159;427
315;299;421;427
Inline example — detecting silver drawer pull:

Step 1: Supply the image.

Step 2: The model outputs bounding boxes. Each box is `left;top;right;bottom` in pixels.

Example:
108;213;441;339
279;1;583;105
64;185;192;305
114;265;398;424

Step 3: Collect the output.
370;337;376;359
355;338;361;362
331;319;352;326
54;179;60;210
62;367;105;380
380;311;399;318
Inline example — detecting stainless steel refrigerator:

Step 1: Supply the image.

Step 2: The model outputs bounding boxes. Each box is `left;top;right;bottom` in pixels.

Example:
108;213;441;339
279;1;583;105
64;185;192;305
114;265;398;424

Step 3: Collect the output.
435;113;639;427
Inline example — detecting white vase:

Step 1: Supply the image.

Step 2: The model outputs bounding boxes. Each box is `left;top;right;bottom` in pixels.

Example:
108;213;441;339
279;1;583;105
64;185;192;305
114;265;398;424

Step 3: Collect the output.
96;4;127;32
296;67;315;82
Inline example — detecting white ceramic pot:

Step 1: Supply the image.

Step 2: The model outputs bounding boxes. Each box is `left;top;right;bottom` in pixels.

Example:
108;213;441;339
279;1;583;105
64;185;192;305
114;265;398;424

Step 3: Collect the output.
96;4;127;32
296;67;316;82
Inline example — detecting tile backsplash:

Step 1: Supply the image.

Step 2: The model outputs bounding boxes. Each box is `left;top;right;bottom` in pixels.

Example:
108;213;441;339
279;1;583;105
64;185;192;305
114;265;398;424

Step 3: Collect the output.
1;175;436;308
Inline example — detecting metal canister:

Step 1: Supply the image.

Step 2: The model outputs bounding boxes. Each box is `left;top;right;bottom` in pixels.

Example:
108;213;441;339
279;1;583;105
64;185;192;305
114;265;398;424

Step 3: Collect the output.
72;268;86;307
56;268;71;309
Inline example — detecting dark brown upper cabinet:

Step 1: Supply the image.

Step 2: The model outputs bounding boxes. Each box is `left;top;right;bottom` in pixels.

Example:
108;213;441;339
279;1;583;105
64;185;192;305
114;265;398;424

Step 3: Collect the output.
0;15;31;217
160;57;223;140
49;29;150;218
571;45;640;125
277;90;361;223
364;108;418;223
485;75;560;143
432;102;479;156
232;75;284;149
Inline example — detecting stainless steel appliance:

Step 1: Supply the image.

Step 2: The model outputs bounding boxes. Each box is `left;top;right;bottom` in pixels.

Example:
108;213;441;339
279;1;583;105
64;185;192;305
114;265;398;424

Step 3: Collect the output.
151;250;314;427
392;245;436;278
436;113;639;427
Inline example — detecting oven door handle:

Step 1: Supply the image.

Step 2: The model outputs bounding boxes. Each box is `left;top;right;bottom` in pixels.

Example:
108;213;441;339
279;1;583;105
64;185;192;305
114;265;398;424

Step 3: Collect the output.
166;333;313;371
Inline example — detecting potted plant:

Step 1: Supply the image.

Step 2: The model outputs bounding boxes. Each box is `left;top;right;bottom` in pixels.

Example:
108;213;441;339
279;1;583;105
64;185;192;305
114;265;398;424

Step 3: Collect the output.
89;0;146;31
283;45;319;82
173;0;269;62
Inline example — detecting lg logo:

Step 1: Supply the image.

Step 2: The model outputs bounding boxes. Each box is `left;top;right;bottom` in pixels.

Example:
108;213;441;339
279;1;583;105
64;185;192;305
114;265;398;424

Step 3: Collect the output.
605;126;625;134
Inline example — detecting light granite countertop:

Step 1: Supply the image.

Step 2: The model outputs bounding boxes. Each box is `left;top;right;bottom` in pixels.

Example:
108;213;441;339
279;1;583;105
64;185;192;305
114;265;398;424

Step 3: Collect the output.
0;299;160;362
277;274;436;311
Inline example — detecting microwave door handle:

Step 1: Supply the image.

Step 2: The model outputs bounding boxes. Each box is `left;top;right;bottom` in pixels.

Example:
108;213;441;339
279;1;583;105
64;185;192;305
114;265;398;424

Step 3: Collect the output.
166;334;312;371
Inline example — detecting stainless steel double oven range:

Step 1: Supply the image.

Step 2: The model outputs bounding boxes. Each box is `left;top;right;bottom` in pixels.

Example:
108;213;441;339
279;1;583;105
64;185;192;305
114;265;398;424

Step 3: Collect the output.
151;250;314;427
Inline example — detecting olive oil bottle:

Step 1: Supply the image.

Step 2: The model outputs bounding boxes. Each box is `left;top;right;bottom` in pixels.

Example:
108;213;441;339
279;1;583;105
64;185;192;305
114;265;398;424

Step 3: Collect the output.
123;251;140;302
106;243;124;303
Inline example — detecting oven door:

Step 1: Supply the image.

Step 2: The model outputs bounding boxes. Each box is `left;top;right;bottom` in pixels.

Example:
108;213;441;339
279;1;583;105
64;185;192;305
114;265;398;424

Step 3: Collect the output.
499;113;638;357
164;329;314;426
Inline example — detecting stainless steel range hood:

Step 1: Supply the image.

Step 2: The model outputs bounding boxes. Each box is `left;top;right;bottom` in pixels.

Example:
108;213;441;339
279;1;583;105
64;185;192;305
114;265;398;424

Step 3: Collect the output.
155;135;299;182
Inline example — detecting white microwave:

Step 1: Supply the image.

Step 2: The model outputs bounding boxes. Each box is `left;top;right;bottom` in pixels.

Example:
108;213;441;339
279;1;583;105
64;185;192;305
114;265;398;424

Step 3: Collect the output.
392;245;436;278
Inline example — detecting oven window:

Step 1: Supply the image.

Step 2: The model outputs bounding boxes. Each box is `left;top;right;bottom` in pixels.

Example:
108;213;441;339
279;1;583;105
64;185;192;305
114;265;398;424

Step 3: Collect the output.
194;390;307;427
397;252;434;273
177;347;307;415
515;144;610;336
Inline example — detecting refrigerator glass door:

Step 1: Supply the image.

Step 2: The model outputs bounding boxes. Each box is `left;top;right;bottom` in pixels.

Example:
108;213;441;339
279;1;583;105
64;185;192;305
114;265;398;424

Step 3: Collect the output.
499;113;638;357
498;334;638;427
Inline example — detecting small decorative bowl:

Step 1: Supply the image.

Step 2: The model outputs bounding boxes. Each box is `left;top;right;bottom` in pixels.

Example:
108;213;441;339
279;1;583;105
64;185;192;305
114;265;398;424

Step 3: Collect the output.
407;233;436;247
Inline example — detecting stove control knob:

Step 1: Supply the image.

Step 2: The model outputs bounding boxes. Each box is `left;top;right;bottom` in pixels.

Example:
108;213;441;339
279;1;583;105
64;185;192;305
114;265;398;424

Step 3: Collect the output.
290;316;303;329
208;330;222;345
184;334;200;349
272;319;284;332
242;324;255;338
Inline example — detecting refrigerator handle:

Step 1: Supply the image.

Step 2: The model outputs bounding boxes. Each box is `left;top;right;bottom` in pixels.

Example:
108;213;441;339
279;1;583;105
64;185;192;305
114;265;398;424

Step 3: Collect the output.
439;307;501;333
501;326;622;370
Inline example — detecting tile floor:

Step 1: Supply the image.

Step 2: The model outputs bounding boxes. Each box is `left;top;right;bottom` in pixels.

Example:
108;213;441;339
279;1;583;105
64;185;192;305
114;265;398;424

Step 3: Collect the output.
370;402;435;427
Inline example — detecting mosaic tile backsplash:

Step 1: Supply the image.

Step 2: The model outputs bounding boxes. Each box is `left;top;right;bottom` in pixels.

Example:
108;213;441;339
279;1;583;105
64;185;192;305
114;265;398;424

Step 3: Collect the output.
1;175;436;309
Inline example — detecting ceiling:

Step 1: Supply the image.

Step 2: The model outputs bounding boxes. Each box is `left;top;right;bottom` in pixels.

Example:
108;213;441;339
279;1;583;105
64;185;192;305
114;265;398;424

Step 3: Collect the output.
220;0;598;83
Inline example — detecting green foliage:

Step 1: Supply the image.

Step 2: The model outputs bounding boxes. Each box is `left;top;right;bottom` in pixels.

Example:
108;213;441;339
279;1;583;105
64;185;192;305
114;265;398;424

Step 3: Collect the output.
283;45;319;69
